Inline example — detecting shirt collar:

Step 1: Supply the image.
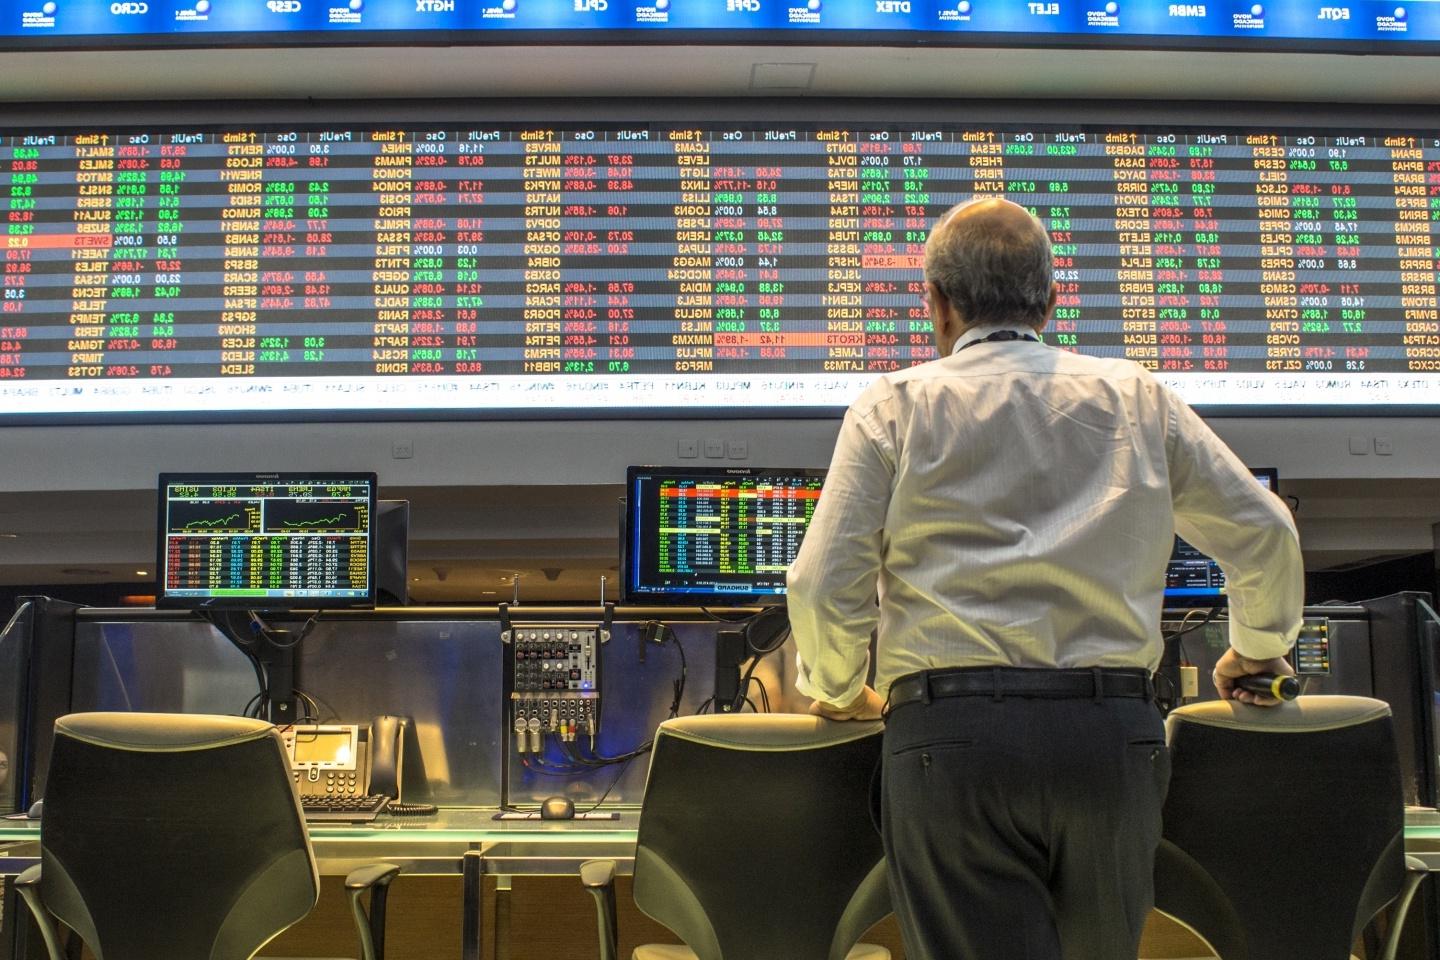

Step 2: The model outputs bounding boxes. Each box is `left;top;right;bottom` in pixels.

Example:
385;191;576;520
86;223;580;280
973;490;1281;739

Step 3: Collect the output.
950;322;1043;356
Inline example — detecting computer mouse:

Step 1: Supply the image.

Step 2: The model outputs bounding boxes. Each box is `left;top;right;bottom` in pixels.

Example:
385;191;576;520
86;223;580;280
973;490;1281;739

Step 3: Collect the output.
540;796;575;820
26;799;42;820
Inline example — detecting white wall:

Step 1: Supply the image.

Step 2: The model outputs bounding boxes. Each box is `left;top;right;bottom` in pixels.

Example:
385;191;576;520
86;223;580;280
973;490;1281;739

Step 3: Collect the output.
2;415;1437;493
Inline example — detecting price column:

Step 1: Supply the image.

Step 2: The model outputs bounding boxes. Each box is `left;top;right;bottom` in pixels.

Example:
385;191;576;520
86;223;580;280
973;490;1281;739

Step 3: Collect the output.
601;131;643;374
753;144;788;370
453;132;498;374
150;134;193;378
669;130;714;374
733;481;754;574
297;133;336;371
898;133;938;364
1186;140;1228;370
1322;139;1371;363
715;482;735;574
1038;138;1083;353
1009;136;1075;353
1;137;41;380
220;133;261;377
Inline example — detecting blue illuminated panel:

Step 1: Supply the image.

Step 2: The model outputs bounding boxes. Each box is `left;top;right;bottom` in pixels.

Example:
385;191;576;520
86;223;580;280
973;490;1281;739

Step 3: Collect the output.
1;0;1435;44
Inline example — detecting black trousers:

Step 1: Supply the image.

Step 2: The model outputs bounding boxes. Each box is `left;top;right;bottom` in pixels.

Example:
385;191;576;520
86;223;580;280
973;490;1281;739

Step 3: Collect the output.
881;690;1171;960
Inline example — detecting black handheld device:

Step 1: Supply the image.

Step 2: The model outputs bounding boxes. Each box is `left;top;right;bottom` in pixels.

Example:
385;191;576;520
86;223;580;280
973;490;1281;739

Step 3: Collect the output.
1233;674;1300;702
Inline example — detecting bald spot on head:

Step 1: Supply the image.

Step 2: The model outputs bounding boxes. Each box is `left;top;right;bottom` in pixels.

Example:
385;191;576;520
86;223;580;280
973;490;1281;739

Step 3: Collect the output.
924;197;1054;330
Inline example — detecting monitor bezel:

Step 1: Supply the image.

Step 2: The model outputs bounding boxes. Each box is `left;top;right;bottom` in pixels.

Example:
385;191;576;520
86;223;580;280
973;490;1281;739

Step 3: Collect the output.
621;464;826;606
1162;466;1279;609
155;470;380;611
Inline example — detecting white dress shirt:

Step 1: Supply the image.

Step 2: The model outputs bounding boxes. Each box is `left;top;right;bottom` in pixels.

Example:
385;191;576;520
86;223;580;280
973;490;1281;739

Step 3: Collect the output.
788;323;1304;707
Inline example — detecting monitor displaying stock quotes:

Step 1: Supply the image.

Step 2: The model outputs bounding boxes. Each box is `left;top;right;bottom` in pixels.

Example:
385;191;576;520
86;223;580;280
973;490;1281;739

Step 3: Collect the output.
157;472;377;609
624;465;825;604
1164;467;1279;605
3;119;1440;421
1;0;1436;45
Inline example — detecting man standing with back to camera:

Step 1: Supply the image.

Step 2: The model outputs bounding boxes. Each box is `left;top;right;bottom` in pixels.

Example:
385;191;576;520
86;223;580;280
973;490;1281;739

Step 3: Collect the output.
787;197;1304;959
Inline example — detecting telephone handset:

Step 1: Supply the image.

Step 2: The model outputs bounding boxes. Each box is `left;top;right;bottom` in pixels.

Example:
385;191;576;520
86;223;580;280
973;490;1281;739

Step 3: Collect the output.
368;715;403;800
365;716;437;814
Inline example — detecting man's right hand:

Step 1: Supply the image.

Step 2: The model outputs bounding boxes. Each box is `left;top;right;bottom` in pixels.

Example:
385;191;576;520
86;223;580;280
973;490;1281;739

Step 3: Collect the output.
1212;648;1295;707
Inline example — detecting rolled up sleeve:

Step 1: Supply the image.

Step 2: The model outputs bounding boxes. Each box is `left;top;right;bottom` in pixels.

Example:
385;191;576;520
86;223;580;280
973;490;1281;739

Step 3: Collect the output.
788;404;895;707
1166;397;1303;660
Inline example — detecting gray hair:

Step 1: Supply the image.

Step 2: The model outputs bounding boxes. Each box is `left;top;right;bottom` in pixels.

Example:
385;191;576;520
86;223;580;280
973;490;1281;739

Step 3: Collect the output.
924;199;1053;328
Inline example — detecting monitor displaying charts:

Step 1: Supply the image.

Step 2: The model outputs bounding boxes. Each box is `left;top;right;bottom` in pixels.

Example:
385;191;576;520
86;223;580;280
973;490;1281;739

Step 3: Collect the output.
157;471;377;609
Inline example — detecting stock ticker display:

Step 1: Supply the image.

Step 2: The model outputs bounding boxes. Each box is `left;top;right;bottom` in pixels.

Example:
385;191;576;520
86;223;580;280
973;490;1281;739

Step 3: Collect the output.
3;121;1440;418
159;476;374;605
625;466;825;602
2;0;1438;44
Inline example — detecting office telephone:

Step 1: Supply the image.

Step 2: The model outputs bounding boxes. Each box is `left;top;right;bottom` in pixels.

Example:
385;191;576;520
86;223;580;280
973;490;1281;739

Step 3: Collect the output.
282;716;431;820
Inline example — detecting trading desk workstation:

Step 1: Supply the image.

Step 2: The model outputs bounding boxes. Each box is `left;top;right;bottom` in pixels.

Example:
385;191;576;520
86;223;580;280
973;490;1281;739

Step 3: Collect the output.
5;591;1440;959
2;463;1440;957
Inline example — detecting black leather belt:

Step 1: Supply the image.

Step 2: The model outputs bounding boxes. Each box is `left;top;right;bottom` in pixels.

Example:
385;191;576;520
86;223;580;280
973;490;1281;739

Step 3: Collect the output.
887;666;1154;711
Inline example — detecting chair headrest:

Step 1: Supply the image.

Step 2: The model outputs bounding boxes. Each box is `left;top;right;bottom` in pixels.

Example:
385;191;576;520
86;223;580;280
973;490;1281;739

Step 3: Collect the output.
1166;695;1391;738
658;714;883;752
55;712;276;752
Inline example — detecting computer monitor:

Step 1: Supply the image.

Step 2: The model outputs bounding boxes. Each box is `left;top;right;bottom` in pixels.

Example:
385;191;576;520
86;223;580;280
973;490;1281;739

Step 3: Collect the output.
156;472;378;610
622;465;826;605
1163;468;1280;607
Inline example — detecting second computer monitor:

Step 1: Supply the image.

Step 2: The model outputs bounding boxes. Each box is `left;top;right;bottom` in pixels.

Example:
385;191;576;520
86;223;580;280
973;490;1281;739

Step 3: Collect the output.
1164;467;1280;606
623;465;825;605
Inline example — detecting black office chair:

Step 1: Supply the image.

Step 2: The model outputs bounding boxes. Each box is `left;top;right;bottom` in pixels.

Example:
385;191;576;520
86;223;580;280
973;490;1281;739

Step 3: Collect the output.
1151;696;1428;960
580;714;890;960
14;712;400;960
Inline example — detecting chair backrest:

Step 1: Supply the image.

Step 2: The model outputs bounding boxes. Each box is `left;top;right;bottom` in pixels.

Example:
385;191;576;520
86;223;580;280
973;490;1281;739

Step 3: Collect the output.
40;712;319;960
632;714;887;960
1156;696;1403;960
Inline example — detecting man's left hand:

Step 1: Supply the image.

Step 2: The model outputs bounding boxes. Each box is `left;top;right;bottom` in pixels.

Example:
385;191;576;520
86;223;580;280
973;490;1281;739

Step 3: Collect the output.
809;685;884;721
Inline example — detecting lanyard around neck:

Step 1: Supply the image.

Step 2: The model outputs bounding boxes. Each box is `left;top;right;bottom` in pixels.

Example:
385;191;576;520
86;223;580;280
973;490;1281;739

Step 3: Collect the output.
955;330;1042;354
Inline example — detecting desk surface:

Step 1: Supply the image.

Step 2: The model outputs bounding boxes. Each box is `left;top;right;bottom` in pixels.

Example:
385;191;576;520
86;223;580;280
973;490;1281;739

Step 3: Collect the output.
0;808;643;877
7;808;1440;874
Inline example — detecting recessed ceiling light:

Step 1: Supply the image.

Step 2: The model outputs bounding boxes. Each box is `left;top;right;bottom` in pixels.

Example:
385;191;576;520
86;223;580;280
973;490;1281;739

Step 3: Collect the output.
0;532;17;539
135;570;149;576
